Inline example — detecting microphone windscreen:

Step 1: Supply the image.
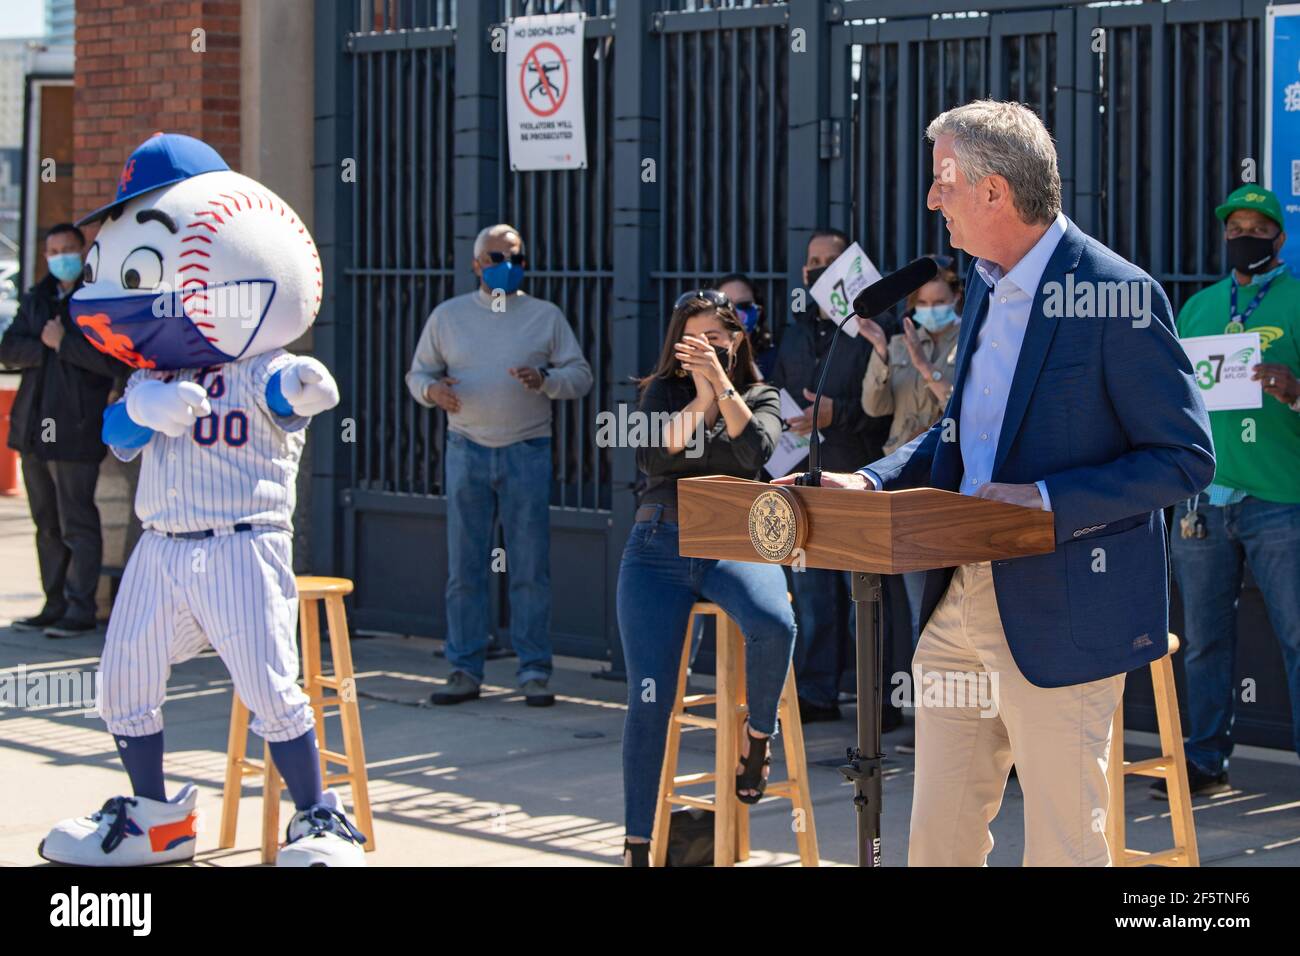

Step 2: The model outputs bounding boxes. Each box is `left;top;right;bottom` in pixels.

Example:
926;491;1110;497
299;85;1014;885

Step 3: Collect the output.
853;257;941;319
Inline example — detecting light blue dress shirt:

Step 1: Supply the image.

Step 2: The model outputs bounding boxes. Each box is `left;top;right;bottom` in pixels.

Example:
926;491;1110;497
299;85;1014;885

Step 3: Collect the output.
862;213;1067;511
958;212;1068;511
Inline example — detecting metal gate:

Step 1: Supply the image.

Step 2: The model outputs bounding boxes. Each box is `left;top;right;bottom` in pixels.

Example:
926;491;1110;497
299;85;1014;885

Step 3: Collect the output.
653;4;790;337
829;2;1075;276
314;0;1292;744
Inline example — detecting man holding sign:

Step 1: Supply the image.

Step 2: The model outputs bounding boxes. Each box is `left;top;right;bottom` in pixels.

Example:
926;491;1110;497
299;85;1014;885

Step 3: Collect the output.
1169;184;1300;797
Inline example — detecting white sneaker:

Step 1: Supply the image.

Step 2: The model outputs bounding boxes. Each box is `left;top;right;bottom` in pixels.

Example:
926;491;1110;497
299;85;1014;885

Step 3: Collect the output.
39;784;200;866
276;790;367;867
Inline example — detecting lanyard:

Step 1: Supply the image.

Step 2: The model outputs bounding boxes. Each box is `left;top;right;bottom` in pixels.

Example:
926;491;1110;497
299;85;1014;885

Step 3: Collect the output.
1226;277;1275;333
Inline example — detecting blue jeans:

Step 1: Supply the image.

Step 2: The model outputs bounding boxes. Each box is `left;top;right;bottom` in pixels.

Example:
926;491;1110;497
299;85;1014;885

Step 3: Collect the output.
790;568;853;708
617;509;797;839
902;570;927;649
1170;497;1300;774
444;432;553;685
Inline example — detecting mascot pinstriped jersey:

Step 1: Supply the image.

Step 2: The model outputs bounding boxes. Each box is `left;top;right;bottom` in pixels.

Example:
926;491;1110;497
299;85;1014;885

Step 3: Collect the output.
38;133;367;868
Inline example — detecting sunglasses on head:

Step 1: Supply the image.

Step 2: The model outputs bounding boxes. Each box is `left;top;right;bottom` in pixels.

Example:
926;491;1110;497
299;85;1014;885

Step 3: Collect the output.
485;251;526;266
673;289;733;313
926;253;955;269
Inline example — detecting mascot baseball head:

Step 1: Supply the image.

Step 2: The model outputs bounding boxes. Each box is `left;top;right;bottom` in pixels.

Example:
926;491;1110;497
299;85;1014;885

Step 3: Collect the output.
70;132;321;370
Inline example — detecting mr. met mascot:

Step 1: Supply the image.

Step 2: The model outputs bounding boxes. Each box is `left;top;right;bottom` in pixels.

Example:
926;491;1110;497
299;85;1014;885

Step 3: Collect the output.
39;133;365;867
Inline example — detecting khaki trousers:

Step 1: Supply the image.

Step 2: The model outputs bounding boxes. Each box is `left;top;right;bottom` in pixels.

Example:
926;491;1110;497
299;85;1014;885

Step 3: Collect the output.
908;562;1125;866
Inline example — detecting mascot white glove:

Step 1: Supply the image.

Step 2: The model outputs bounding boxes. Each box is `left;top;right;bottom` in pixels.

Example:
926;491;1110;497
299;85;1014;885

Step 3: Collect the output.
125;380;213;438
278;357;340;417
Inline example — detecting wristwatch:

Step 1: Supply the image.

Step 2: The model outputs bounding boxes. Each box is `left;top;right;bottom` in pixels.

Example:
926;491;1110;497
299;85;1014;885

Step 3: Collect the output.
718;386;738;402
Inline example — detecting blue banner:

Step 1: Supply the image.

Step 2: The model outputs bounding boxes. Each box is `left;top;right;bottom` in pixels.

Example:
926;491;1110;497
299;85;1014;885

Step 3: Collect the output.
1269;7;1300;276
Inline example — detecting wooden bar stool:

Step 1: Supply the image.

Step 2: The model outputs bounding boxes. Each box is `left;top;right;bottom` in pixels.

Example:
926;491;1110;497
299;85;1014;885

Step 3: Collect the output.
651;601;819;867
1106;633;1200;867
219;576;375;863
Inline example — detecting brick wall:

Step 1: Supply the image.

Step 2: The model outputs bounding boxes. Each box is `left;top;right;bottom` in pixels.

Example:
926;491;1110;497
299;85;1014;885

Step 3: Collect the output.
73;0;241;607
73;0;241;223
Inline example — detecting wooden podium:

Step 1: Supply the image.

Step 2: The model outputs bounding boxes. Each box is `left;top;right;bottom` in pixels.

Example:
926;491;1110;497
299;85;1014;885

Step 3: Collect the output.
677;475;1056;866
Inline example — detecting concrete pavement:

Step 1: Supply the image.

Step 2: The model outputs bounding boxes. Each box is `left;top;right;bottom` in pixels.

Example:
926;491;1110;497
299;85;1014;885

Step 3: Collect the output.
1;490;1298;867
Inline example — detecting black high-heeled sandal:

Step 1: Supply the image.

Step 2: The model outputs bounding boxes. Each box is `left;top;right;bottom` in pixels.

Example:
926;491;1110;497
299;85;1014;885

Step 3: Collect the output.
623;839;650;867
735;725;771;805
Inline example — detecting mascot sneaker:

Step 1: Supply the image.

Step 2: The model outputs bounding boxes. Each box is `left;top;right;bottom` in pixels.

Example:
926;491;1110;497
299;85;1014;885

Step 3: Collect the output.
276;790;367;867
39;783;200;866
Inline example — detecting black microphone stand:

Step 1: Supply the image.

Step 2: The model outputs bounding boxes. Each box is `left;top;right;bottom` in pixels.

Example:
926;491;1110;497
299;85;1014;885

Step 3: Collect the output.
794;311;857;489
844;569;885;867
794;310;885;868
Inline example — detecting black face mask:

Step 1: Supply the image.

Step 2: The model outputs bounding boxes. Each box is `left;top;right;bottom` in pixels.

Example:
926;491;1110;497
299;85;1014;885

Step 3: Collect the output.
806;266;828;290
1226;235;1278;276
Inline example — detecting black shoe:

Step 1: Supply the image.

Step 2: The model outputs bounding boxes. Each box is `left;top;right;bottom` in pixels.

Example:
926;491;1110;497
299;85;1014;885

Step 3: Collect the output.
43;617;97;638
623;839;650;867
735;723;771;805
1150;765;1229;800
521;678;555;708
797;698;842;723
11;610;66;631
429;671;481;705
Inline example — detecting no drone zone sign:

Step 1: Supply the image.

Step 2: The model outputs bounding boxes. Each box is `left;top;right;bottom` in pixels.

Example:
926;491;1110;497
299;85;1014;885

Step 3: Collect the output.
506;13;588;171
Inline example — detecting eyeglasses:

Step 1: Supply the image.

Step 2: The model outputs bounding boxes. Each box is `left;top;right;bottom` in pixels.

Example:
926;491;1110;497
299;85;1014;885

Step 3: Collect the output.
673;289;732;312
485;251;527;266
732;299;757;311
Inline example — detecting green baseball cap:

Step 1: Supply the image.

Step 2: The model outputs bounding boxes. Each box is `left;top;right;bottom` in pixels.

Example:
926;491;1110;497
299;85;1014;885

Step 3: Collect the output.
1215;184;1285;229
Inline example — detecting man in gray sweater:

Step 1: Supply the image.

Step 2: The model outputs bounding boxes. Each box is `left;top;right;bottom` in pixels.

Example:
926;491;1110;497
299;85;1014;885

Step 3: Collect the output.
407;224;593;707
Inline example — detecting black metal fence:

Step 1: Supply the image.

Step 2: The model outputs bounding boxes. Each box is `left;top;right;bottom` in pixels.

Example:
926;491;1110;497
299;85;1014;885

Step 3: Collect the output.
310;0;1290;744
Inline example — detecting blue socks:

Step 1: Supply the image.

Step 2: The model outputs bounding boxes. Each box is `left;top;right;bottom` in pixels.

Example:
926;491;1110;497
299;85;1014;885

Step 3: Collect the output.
112;729;323;810
114;731;167;802
268;731;325;811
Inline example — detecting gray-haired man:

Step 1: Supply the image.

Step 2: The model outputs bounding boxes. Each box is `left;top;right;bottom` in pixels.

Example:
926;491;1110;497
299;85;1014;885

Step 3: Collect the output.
776;100;1212;865
407;224;593;706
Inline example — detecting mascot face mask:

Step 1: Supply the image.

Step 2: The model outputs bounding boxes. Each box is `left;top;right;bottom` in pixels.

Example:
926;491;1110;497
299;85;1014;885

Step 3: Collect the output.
70;133;322;371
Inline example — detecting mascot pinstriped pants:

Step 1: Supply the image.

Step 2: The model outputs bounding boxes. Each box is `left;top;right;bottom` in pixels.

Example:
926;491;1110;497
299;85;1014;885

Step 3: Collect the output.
97;528;314;743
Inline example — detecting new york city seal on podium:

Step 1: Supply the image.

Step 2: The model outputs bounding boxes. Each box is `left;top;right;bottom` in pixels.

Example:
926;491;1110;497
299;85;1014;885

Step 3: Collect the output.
748;488;806;562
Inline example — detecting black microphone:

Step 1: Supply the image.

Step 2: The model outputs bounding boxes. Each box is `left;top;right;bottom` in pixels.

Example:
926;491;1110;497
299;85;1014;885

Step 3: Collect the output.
795;257;940;487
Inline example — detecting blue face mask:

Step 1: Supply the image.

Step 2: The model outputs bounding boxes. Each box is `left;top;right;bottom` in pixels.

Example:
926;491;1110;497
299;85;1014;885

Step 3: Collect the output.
69;280;275;370
912;303;957;332
47;252;84;283
735;303;760;335
482;261;525;294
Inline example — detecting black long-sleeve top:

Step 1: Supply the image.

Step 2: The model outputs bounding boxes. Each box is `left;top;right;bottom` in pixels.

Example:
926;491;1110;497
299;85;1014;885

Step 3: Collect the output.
634;375;782;510
0;274;131;461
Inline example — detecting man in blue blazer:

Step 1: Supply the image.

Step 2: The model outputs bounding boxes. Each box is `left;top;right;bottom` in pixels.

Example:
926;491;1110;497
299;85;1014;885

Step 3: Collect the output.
779;101;1213;865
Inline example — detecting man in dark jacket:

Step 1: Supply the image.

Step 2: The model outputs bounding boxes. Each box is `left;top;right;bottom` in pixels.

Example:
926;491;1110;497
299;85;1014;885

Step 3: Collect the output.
771;228;891;721
0;223;130;636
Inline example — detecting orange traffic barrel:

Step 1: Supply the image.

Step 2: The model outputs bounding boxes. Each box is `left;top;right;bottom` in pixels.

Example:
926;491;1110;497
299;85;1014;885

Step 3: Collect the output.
0;387;18;496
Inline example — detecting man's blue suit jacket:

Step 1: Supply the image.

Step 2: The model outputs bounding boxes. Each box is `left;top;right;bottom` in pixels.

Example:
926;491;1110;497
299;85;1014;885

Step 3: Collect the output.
862;220;1215;688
